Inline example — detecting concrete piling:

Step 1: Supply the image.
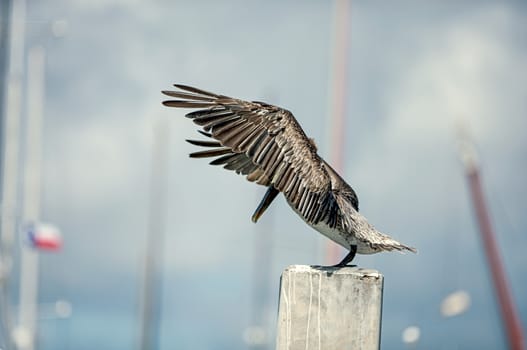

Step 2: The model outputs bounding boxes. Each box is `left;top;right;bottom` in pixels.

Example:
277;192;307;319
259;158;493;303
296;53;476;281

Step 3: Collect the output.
276;265;384;350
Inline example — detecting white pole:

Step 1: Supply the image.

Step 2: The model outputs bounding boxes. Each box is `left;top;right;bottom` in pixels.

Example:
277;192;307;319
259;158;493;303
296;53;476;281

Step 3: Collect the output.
1;1;27;348
1;0;26;278
15;45;45;350
138;118;170;350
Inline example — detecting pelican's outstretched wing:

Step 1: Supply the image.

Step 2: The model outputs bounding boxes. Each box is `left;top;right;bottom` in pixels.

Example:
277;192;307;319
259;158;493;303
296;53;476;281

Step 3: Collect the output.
162;84;337;225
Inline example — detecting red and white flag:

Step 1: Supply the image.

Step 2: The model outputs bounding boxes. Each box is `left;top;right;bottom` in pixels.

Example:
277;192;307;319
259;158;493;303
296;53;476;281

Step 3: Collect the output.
25;223;62;251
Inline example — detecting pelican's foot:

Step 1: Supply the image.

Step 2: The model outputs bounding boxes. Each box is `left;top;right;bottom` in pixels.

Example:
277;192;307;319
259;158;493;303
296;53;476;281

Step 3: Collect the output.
332;245;357;267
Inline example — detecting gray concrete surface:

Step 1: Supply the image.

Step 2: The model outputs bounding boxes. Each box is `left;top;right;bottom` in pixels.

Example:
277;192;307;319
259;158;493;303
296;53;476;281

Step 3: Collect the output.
276;265;384;350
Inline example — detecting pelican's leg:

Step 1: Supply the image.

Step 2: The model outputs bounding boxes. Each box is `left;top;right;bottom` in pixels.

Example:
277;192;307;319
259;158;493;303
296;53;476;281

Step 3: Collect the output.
333;245;357;267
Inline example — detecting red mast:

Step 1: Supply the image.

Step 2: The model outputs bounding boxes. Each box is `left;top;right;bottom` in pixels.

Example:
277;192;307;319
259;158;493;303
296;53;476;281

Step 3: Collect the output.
326;0;351;265
459;132;525;350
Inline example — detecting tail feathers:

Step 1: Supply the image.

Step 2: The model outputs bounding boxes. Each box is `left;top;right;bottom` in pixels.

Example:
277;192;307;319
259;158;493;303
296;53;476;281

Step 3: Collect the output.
379;238;417;253
367;231;417;253
393;242;417;254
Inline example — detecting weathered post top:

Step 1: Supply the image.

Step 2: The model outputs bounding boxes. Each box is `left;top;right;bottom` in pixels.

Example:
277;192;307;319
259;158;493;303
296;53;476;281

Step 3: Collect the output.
276;265;384;350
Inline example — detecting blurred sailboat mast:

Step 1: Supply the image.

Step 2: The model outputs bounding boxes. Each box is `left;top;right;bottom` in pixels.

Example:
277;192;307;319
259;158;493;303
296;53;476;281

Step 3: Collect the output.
16;45;46;350
458;127;525;350
1;1;26;348
326;0;351;265
138;118;170;350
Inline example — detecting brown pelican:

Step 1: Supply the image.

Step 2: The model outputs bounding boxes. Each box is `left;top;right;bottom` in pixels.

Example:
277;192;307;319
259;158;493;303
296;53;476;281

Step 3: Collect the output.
162;84;416;266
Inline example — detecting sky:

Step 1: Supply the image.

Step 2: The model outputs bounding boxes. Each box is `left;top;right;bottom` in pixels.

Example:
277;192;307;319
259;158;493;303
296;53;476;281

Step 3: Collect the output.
2;0;526;349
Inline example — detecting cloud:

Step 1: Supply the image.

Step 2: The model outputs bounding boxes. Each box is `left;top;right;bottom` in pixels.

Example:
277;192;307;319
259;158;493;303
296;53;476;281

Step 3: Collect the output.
351;3;526;216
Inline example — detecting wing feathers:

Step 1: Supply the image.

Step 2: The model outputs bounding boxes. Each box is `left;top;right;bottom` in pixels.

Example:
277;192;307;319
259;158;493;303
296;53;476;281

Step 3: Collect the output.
240;128;266;153
197;130;212;138
163;84;335;226
209;153;237;166
217;121;255;144
162;90;215;102
228;125;259;151
172;84;220;98
189;148;232;158
163;100;213;108
192;112;237;127
186;139;221;147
